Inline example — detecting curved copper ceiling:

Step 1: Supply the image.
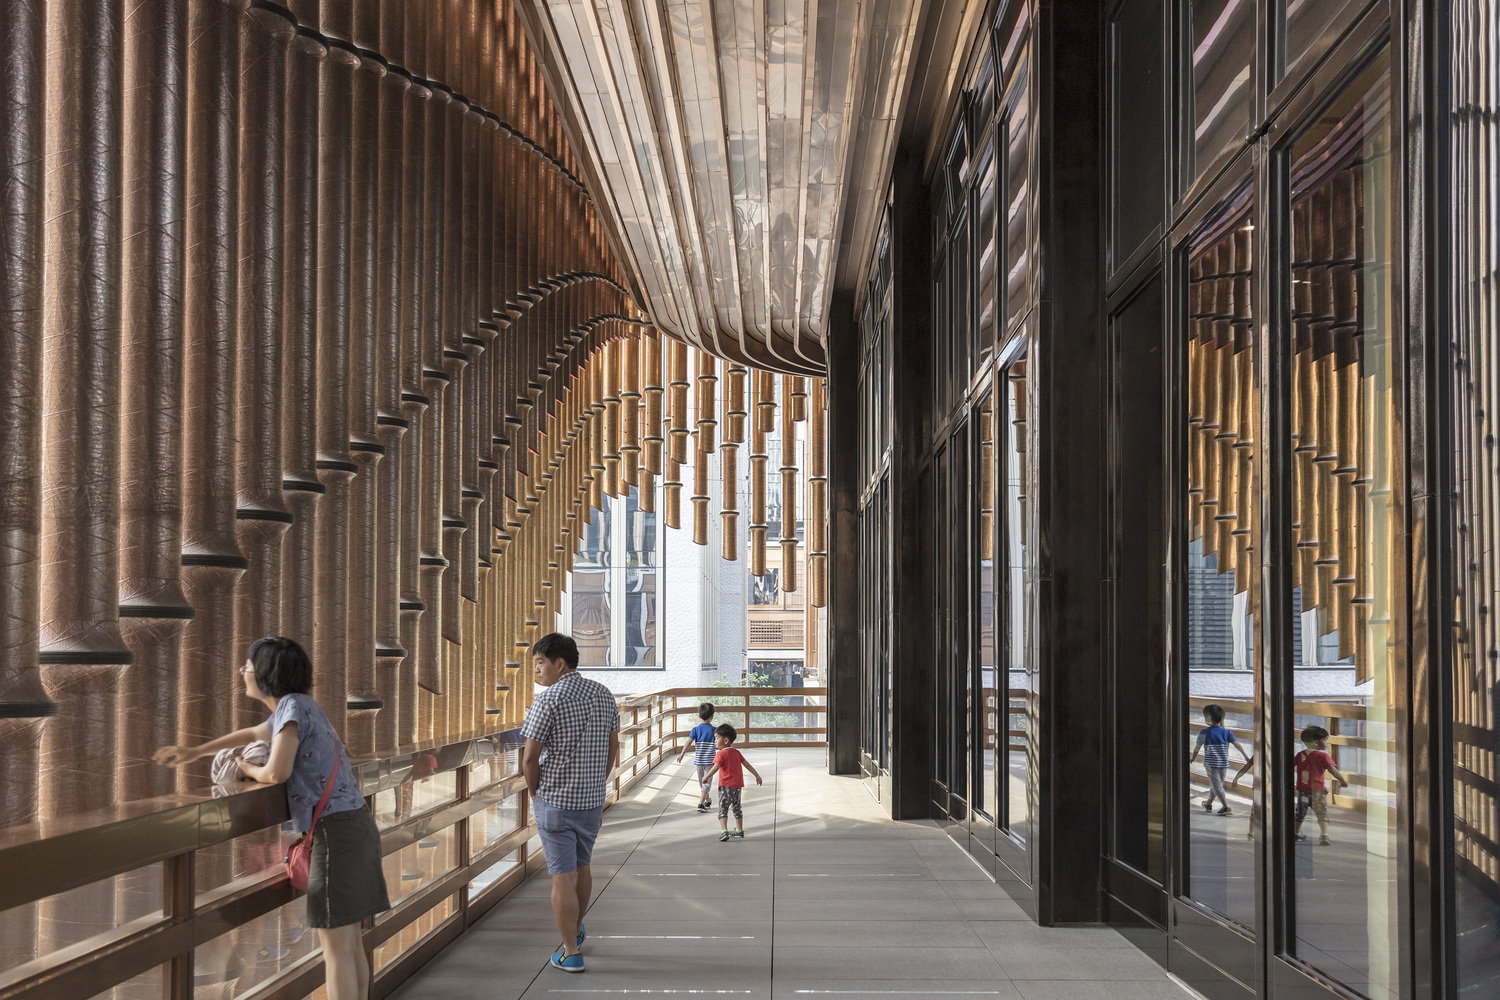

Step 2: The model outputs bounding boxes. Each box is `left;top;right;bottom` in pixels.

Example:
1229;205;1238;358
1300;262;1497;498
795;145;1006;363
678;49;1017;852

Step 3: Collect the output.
516;0;925;376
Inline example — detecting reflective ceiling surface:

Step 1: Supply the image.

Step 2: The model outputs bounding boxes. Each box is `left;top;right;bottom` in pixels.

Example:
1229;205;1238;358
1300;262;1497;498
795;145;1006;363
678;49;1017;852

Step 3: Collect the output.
516;0;927;375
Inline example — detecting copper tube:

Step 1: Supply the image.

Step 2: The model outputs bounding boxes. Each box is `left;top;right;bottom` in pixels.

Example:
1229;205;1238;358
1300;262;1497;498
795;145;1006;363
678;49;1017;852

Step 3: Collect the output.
808;378;828;561
755;369;776;433
691;445;711;547
696;350;718;453
374;0;411;753
669;339;690;464
0;0;55;831
603;338;622;496
664;448;683;530
280;28;324;659
725;364;748;443
749;526;768;578
643;330;664;473
38;0;132;831
116;0;190;800
780;375;798;586
621;332;642;487
790;376;808;421
721;443;739;561
178;0;248;791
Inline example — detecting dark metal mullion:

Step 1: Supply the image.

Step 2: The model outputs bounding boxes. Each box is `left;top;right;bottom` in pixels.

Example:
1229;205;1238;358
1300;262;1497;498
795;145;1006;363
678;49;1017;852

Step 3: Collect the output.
1257;129;1294;998
163;852;194;1000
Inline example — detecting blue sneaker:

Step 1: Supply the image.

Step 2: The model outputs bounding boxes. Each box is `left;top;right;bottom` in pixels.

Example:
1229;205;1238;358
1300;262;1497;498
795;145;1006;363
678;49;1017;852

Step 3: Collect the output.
551;947;585;973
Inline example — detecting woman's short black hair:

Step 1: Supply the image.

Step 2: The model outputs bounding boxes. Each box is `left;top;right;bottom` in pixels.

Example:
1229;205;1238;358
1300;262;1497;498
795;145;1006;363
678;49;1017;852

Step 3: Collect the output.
715;723;737;743
1203;703;1225;724
247;636;313;699
531;632;580;669
699;702;715;720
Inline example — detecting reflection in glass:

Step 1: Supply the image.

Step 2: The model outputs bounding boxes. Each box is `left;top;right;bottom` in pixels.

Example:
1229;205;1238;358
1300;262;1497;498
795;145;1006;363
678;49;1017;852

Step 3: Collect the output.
1184;179;1257;931
977;139;998;366
1002;358;1032;848
977;394;997;824
1450;5;1500;992
1005;61;1031;332
564;485;659;668
1187;0;1253;183
572;500;613;667
1285;53;1400;999
1283;0;1345;83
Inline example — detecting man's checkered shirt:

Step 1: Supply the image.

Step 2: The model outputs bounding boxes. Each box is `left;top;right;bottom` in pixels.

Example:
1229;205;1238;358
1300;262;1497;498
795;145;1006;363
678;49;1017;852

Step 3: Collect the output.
521;670;621;810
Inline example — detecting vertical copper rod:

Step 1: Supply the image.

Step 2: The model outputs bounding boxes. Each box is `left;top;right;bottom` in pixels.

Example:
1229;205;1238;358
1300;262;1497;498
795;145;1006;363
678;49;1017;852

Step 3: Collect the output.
345;12;385;755
117;0;191;800
0;0;56;833
232;7;294;732
178;0;247;789
643;330;664;474
780;376;799;592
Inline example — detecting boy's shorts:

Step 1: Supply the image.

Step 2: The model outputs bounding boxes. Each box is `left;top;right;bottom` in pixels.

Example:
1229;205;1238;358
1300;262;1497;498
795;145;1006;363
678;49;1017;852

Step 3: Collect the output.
718;786;743;820
1207;766;1227;798
695;765;712;793
1294;790;1327;824
533;798;604;875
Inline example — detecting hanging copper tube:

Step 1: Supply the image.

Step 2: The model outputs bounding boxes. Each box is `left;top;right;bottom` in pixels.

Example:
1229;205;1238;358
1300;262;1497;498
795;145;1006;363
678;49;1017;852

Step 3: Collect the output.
749;404;769;577
621;331;642;488
343;6;387;755
178;0;249;790
116;0;191;802
643;330;664;474
311;4;359;741
808;379;828;608
603;337;622;496
696;350;718;453
780;375;799;590
280;21;324;663
37;0;133;833
669;339;691;464
394;0;431;749
371;0;411;753
721;443;739;562
0;0;56;836
790;375;808;421
725;364;748;443
691;441;711;547
756;369;776;433
231;6;295;736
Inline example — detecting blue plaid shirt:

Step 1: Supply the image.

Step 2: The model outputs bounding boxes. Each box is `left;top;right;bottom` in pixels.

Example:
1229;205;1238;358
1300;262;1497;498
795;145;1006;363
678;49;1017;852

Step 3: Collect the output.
521;670;620;810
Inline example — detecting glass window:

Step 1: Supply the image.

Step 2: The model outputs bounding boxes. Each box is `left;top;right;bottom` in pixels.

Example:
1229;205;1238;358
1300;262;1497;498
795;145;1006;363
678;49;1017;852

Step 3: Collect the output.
1111;0;1166;267
976;393;997;824
1004;61;1031;334
976;147;999;366
1186;0;1254;186
1449;4;1500;992
572;501;613;667
1282;0;1347;84
1001;354;1033;850
1182;177;1257;931
1284;51;1401;999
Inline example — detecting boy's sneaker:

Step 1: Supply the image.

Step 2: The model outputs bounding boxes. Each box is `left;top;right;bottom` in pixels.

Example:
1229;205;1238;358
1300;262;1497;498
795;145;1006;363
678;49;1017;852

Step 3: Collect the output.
1217;806;1232;816
732;829;744;838
718;831;731;842
550;948;585;974
1318;835;1332;846
696;802;711;812
1202;799;1213;812
1295;832;1308;842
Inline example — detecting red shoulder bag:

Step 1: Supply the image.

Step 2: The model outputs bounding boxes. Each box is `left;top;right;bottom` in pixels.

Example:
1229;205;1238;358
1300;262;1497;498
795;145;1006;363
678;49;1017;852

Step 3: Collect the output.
285;744;341;891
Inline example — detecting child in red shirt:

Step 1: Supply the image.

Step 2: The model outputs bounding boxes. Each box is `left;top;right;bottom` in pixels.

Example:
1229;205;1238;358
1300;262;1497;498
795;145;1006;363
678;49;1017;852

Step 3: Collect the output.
703;724;763;841
1293;725;1348;845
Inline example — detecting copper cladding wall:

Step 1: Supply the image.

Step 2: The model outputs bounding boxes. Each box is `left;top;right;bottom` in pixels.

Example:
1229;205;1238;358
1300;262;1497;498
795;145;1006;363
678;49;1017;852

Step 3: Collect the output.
0;0;652;825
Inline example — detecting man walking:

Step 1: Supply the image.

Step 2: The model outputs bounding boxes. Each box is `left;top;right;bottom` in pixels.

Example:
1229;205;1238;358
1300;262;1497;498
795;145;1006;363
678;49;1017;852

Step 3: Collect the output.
521;633;620;973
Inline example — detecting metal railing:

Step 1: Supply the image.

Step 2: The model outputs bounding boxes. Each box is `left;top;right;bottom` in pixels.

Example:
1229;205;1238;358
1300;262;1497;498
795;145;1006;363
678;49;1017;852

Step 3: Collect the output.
0;687;826;1000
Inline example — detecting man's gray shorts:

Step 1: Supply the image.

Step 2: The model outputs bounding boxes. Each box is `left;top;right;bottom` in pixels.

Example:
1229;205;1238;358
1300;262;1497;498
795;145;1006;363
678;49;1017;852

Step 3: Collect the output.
533;798;604;875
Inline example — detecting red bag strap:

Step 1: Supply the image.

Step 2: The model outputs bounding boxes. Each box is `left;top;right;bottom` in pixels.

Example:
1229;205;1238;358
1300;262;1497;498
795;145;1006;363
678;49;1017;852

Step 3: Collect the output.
306;743;341;833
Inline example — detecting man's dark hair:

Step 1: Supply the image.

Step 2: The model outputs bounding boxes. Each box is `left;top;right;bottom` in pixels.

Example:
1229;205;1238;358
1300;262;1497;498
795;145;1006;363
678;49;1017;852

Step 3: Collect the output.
1202;704;1225;725
247;636;314;699
1300;725;1329;744
532;632;580;670
715;723;737;743
699;702;715;720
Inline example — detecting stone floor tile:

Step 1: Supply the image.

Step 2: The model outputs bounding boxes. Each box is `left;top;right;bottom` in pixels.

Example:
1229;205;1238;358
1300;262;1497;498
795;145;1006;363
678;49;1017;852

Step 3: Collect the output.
773;945;1006;981
770;980;1023;1000
1011;981;1190;1000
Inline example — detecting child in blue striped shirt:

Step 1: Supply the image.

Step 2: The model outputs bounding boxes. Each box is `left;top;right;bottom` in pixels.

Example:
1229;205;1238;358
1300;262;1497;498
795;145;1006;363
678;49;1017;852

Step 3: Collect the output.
1188;704;1248;816
676;702;718;811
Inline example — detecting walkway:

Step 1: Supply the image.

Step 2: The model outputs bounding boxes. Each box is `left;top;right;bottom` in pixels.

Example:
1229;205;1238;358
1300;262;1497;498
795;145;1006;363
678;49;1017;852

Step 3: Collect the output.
390;750;1192;1000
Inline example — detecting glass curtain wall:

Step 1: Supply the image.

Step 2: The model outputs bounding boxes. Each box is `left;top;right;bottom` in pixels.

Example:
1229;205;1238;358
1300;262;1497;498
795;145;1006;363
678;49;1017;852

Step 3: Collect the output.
1448;2;1500;994
859;217;893;792
567;486;660;668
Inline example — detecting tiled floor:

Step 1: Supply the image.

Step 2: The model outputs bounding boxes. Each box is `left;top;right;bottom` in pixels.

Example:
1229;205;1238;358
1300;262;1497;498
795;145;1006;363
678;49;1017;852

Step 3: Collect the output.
389;750;1193;1000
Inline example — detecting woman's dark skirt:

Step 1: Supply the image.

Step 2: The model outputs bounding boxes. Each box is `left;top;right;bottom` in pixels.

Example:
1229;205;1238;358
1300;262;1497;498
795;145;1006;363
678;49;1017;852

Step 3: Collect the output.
306;805;390;929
